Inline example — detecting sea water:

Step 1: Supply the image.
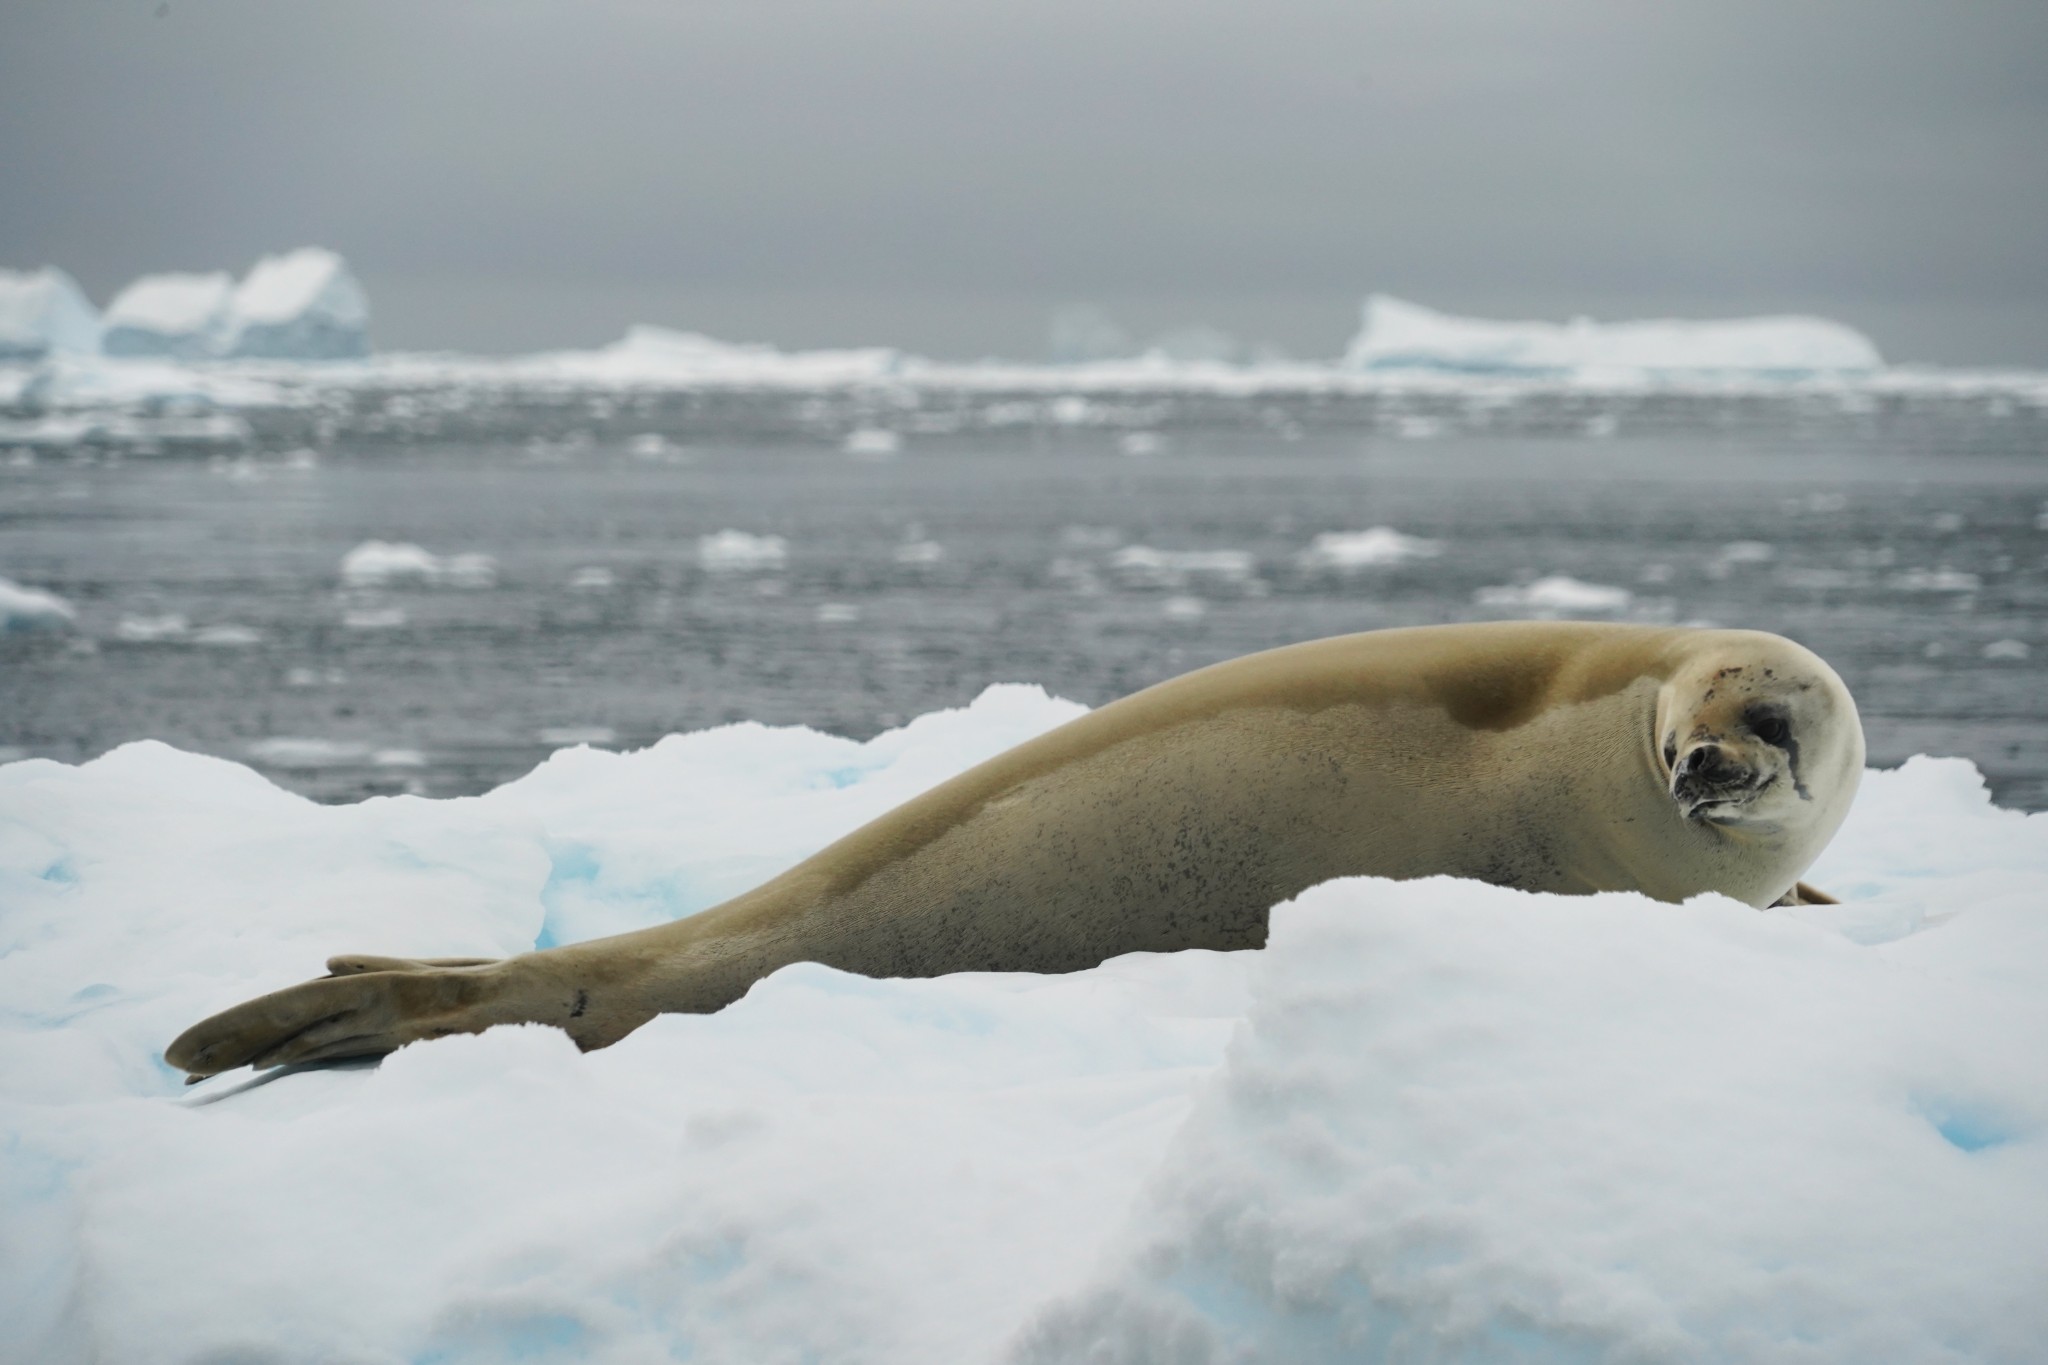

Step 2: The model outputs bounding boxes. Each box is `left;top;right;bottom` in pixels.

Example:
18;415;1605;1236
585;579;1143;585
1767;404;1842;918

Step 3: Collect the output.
2;404;2044;807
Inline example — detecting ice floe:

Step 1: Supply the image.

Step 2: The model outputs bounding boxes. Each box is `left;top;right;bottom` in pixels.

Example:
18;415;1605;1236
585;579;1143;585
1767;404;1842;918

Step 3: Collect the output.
1474;575;1635;616
0;695;2041;1364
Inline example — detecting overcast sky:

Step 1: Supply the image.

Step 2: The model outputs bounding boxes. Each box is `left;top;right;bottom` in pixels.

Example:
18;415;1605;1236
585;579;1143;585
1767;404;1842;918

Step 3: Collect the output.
4;0;2044;364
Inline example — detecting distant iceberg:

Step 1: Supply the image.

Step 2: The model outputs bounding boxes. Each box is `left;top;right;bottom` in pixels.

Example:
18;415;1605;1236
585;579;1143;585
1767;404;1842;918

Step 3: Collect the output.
0;268;100;361
222;248;370;360
1344;294;1883;375
102;271;235;359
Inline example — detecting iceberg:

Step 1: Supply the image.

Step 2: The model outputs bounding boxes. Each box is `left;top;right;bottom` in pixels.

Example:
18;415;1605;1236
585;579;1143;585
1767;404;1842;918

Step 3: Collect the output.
0;268;100;362
101;271;235;359
0;576;76;632
1344;294;1884;375
223;247;370;360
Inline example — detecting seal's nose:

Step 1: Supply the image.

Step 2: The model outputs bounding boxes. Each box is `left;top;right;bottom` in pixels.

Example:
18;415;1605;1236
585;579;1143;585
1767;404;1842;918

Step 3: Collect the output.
1679;744;1736;784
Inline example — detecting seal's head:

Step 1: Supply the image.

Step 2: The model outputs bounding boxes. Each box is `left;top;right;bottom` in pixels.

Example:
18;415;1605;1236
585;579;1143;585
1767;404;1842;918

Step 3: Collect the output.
1655;632;1864;836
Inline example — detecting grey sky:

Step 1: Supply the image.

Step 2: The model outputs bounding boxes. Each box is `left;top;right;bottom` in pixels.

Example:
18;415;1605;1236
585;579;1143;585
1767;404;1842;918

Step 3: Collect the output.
4;0;2044;364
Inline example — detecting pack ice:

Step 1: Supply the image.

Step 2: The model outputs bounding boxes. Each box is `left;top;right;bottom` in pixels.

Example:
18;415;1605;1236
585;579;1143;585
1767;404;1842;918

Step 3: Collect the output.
0;689;2042;1364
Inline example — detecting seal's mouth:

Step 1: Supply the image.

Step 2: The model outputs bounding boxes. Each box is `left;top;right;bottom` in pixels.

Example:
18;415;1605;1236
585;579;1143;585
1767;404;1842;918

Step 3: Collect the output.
1671;746;1775;824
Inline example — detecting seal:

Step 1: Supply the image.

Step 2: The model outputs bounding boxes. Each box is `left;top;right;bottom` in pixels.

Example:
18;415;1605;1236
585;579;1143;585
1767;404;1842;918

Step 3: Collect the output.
167;621;1863;1079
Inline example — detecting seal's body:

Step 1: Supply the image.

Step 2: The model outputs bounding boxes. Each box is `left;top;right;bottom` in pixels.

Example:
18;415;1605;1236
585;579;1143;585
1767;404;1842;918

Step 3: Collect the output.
168;622;1863;1078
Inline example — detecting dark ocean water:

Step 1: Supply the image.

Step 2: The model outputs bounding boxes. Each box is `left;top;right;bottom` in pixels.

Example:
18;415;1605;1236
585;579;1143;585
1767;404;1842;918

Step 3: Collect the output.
3;408;2046;807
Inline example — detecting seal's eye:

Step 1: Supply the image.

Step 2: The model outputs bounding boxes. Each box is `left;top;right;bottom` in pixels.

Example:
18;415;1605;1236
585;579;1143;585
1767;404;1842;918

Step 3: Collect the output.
1749;712;1791;747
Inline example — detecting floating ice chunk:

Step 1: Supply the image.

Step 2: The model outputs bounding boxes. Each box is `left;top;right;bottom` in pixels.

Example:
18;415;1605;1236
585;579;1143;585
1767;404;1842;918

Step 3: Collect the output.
843;427;902;459
1344;294;1883;374
892;538;946;568
1984;639;2030;661
1296;526;1443;571
0;577;76;633
245;736;372;768
1117;431;1164;457
1109;545;1257;591
339;541;441;587
223;248;369;360
113;613;191;643
1161;595;1206;622
341;603;408;630
101;272;235;359
567;566;616;593
0;268;100;361
372;748;427;768
191;624;262;647
338;541;496;590
815;602;861;625
1889;568;1981;593
1475;575;1633;615
698;529;789;573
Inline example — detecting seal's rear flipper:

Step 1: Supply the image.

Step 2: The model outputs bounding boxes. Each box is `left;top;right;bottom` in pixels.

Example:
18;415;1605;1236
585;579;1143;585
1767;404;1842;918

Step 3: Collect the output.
1772;881;1839;907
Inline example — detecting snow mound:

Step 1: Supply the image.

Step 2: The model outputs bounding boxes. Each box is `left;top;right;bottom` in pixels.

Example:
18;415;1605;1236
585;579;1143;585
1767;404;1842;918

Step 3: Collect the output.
698;529;789;572
101;272;235;359
1297;526;1443;571
224;248;370;360
1344;294;1883;375
1475;575;1634;615
0;268;100;361
0;696;2043;1364
1015;846;2048;1364
0;576;76;632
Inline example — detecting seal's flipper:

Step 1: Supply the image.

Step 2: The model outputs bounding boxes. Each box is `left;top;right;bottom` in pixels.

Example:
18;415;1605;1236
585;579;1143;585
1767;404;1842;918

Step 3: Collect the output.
1772;881;1839;907
166;962;508;1080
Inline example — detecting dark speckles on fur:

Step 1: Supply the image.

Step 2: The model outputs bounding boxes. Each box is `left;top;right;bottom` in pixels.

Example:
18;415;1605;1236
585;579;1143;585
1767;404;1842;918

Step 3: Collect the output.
570;989;589;1018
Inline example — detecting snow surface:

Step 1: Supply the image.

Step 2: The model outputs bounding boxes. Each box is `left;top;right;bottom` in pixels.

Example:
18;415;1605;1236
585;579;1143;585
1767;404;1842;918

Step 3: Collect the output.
0;576;76;633
0;268;101;361
224;248;370;360
101;272;235;359
1;688;2043;1364
1344;294;1884;375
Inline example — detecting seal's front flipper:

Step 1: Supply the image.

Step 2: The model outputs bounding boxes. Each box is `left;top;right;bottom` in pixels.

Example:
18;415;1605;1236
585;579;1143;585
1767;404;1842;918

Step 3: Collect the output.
325;954;500;977
1772;881;1839;907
